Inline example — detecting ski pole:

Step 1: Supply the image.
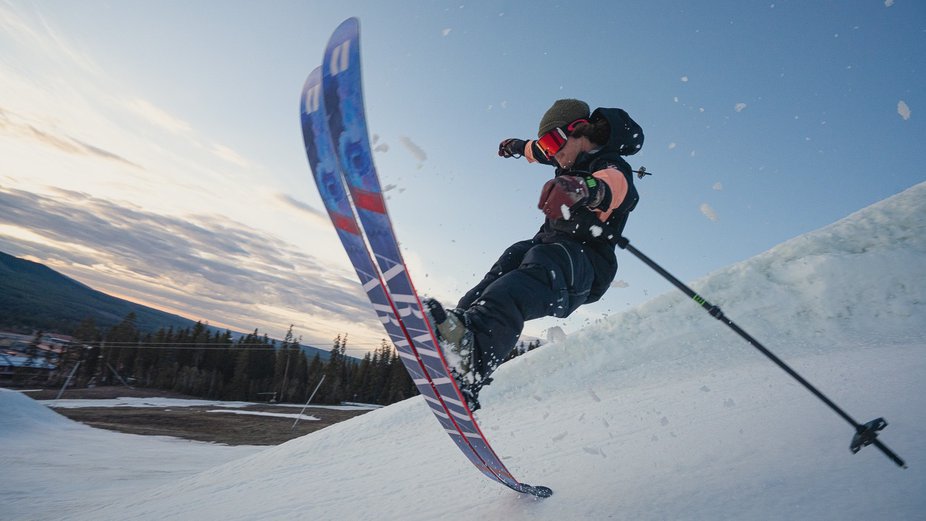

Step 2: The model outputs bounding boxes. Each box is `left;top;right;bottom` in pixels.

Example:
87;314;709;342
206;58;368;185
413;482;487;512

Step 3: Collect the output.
615;236;907;469
292;374;326;432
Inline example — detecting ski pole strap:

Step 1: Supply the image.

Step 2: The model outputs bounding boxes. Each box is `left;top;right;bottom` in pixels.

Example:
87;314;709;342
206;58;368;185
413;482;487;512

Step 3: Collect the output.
615;235;907;469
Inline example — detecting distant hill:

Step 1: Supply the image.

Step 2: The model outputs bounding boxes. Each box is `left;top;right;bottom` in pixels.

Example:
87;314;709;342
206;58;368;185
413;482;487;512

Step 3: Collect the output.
0;251;332;359
0;250;209;335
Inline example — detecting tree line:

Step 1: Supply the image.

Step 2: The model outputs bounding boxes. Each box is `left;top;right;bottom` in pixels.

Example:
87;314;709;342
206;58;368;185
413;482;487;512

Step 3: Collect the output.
57;313;418;406
28;311;542;406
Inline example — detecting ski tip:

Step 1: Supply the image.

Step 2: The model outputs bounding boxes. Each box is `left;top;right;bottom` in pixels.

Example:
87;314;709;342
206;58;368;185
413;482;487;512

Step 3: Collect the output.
330;17;360;42
516;483;553;498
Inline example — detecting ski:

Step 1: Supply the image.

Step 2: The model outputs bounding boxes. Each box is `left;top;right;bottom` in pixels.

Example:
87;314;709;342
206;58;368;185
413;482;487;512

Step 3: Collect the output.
300;68;494;483
300;17;551;498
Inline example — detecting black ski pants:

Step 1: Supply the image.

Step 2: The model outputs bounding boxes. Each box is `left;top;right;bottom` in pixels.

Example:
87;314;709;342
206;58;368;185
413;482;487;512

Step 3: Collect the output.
457;238;594;380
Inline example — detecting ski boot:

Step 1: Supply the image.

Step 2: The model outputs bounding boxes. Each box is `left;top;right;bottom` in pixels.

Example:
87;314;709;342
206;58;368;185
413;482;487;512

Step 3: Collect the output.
423;298;484;411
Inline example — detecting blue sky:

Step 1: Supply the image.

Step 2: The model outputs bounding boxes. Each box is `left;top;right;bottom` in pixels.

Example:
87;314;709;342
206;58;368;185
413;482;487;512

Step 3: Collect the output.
1;0;923;354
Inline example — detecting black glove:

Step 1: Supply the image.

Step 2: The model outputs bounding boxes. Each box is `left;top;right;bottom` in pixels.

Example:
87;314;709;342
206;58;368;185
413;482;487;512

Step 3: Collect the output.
498;138;527;158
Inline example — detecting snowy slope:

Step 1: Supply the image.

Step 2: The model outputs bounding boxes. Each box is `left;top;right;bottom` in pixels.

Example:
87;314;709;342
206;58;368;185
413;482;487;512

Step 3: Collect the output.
4;182;926;521
0;389;262;521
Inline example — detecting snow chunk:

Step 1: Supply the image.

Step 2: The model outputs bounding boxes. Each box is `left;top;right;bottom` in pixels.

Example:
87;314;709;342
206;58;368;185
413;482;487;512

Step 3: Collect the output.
898;100;911;120
700;203;719;222
399;136;427;162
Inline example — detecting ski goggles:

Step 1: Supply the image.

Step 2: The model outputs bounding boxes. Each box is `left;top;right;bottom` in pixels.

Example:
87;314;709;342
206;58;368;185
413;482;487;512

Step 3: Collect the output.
535;119;589;159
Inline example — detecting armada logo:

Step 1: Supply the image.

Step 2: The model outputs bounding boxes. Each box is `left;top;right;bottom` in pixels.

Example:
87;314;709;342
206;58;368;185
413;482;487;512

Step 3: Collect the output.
304;83;321;113
328;40;351;76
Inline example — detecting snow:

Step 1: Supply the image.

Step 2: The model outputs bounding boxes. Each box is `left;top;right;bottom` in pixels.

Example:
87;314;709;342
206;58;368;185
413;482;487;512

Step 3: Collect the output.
2;182;925;520
43;397;256;409
898;100;911;121
207;409;319;422
0;389;262;521
40;396;380;411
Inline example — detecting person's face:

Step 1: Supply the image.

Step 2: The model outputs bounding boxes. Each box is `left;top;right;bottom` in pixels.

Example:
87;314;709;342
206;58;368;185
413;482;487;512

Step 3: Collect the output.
554;135;591;169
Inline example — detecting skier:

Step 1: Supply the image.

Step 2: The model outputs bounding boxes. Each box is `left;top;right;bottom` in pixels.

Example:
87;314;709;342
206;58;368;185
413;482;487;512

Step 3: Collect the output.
425;99;644;410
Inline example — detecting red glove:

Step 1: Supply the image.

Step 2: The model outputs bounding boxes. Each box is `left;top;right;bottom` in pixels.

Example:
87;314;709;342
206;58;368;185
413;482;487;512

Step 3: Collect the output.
537;175;590;221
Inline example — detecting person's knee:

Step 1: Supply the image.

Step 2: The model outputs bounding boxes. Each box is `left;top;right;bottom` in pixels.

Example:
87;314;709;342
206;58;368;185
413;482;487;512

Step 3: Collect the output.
520;242;594;317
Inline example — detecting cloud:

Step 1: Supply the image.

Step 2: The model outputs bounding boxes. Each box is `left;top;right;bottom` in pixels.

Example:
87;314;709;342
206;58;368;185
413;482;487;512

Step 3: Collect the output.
72;137;143;168
0;187;375;344
0;105;142;169
124;98;193;135
275;194;327;220
0;3;100;75
0;4;389;350
210;144;252;169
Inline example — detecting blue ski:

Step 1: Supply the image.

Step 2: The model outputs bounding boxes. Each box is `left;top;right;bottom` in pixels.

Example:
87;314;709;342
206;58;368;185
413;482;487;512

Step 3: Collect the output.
300;67;494;482
300;18;551;498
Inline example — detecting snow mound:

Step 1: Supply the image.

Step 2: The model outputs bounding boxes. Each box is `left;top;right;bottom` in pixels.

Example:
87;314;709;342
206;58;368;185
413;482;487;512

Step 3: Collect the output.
0;388;82;435
0;390;262;521
17;182;926;521
486;181;926;403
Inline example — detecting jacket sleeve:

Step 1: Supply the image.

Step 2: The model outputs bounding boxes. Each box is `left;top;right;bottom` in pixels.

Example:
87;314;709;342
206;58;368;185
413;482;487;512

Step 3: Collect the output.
590;166;629;222
523;140;558;166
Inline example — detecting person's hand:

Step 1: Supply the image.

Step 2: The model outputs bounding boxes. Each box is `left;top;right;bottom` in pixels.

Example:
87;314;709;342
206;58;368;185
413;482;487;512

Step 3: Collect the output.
537;175;590;220
498;138;527;158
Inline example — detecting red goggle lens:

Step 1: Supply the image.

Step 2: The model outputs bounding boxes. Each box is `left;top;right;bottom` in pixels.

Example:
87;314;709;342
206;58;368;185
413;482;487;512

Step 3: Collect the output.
536;127;568;159
535;119;589;160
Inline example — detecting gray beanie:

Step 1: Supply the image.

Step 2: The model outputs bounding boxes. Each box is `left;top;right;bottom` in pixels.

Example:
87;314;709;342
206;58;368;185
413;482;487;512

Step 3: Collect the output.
537;99;590;137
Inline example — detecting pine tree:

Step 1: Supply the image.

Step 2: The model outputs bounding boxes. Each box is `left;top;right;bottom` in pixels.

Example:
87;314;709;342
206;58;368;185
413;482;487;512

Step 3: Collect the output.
73;318;100;343
305;353;325;401
229;330;258;400
72;317;101;386
321;335;345;404
102;313;139;384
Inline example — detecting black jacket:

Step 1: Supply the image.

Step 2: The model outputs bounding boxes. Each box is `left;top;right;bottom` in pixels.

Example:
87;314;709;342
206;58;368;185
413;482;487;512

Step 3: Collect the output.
532;107;642;302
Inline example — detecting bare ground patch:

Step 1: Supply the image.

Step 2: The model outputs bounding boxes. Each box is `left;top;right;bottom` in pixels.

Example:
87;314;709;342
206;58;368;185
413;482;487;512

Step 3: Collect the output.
27;387;374;446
